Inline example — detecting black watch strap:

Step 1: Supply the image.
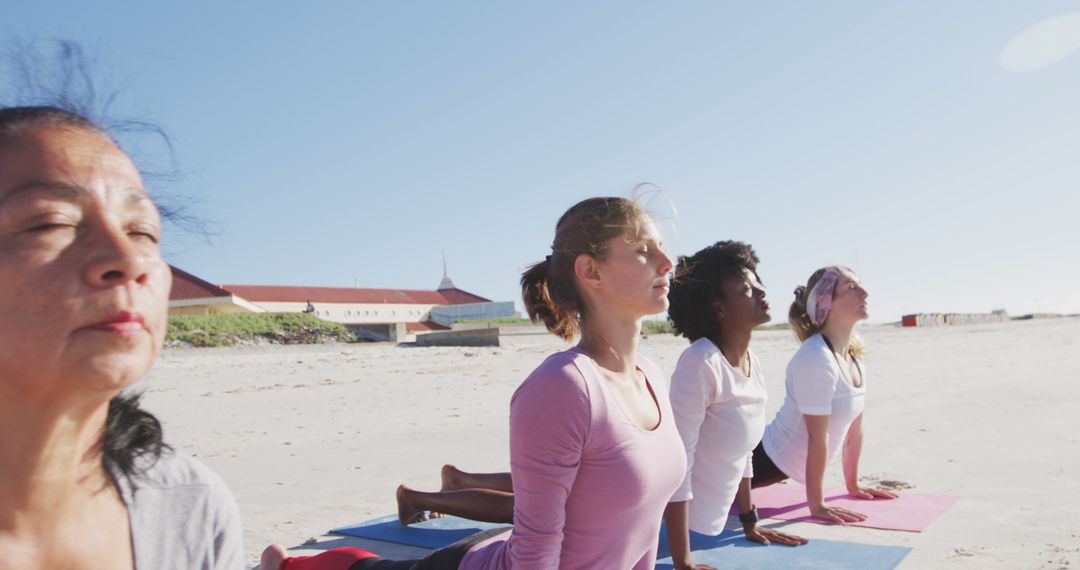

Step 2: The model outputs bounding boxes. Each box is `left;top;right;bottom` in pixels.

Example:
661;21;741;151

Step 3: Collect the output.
738;505;759;524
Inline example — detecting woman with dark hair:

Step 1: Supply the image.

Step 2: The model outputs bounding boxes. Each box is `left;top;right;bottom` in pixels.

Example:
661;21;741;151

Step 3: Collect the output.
0;106;242;568
752;265;897;524
663;241;806;570
261;196;686;570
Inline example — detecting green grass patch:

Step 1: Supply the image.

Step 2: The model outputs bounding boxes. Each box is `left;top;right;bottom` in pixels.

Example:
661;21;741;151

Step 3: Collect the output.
642;320;674;335
167;313;355;347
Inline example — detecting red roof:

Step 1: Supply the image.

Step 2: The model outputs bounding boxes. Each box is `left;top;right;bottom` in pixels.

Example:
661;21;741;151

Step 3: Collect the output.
170;266;232;300
437;287;492;304
169;266;493;306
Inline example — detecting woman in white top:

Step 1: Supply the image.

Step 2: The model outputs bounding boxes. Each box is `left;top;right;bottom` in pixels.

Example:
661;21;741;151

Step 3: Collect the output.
755;265;897;524
664;242;806;570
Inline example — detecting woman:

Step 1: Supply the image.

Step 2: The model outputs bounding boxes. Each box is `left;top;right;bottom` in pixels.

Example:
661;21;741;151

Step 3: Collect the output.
262;196;687;569
663;241;806;570
0;106;243;568
753;265;897;524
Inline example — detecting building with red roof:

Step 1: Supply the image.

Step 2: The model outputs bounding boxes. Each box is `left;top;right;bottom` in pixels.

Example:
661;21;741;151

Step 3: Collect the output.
168;265;514;341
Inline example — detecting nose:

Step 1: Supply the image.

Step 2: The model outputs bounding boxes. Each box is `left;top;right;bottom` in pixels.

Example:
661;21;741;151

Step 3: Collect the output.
657;250;674;276
82;224;152;289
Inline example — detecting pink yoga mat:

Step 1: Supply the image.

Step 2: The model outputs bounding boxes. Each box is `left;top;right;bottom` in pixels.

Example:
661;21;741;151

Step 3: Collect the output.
732;483;959;532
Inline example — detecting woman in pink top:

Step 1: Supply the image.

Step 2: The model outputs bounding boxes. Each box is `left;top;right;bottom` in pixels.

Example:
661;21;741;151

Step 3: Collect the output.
261;196;687;570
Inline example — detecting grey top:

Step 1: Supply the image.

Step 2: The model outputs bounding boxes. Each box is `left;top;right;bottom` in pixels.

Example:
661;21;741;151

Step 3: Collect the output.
110;451;245;569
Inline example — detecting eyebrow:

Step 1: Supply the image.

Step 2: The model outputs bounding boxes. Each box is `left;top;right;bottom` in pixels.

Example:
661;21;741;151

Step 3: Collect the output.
0;180;149;209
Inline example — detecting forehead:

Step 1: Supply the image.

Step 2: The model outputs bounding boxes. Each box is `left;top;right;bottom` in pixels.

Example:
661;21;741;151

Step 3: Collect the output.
628;215;662;242
0;125;145;203
835;267;860;285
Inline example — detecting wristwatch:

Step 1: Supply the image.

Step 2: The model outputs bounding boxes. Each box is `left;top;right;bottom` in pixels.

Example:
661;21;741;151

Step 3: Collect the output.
738;505;759;524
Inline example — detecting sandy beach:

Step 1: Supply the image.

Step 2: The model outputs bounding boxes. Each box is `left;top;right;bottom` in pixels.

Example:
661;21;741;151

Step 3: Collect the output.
139;317;1080;569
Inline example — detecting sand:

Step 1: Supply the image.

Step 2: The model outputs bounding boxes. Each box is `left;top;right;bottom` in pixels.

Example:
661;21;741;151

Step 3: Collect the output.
139;317;1080;569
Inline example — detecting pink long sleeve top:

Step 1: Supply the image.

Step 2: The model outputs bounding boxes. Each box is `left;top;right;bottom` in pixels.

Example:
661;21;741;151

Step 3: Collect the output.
460;347;687;570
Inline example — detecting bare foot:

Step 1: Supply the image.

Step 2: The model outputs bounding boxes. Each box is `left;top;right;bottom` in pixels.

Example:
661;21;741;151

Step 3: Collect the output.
260;544;288;570
397;484;429;525
440;464;463;491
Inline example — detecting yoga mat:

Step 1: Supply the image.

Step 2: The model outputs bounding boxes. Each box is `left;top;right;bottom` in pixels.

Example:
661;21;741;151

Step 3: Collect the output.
656;525;911;570
331;514;510;549
733;483;959;532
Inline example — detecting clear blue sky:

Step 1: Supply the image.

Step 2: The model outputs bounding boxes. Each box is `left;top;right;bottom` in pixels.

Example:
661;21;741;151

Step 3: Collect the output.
4;2;1078;322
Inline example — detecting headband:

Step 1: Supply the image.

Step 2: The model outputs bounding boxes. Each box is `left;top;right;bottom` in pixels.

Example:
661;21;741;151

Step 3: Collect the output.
805;266;842;326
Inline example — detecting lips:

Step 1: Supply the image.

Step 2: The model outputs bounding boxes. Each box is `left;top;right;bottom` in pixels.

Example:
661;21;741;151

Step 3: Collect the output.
84;311;147;334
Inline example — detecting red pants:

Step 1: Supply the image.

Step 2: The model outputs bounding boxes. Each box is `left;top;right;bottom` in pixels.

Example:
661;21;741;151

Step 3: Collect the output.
279;547;379;570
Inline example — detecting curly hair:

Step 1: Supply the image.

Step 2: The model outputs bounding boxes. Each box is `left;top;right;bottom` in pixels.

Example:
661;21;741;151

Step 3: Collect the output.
667;240;761;342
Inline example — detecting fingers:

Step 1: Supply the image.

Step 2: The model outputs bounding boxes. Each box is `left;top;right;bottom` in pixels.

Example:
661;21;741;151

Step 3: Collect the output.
870;488;899;499
811;505;866;523
831;507;867;522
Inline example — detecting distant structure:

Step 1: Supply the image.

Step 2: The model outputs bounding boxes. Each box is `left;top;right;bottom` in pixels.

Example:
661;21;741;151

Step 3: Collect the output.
168;265;516;341
901;310;1008;327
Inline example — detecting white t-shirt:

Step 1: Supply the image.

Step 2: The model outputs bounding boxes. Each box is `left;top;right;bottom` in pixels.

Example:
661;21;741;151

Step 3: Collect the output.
669;338;768;535
761;334;866;485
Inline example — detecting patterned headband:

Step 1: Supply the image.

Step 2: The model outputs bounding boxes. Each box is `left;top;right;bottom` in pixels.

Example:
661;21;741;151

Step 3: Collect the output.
805;267;843;327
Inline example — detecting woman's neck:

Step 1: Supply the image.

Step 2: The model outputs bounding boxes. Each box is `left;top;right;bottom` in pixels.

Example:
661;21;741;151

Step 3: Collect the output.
821;319;855;356
577;311;641;376
711;327;752;369
0;391;112;520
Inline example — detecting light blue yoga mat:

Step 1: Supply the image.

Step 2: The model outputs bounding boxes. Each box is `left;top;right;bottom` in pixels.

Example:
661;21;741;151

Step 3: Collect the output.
331;514;510;549
333;515;911;569
655;525;911;570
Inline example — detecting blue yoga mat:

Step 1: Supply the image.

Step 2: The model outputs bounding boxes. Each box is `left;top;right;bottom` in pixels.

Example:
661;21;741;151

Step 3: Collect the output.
655;525;911;570
331;515;511;549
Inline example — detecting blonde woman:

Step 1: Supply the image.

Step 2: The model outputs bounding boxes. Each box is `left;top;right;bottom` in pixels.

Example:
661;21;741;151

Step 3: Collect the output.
752;266;897;524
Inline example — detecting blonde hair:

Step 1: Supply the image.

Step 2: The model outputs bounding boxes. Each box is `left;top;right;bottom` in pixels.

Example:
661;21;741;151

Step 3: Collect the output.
520;197;647;341
789;266;866;358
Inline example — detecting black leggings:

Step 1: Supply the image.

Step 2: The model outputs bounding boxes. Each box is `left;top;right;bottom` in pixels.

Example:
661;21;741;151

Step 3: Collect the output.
749;441;790;489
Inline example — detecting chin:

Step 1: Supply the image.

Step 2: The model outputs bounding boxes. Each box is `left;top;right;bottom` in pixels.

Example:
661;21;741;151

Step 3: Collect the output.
71;346;157;392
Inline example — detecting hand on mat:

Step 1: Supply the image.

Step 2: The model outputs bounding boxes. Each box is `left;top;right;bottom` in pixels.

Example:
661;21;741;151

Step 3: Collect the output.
809;503;867;524
847;486;899;500
744;525;809;546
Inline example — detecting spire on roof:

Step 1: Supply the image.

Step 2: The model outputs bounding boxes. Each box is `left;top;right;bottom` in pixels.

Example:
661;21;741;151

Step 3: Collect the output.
438;250;456;290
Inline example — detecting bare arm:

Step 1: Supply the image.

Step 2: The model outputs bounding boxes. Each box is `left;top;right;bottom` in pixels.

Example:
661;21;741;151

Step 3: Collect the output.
803;414;866;523
843;414;898;500
663;501;715;570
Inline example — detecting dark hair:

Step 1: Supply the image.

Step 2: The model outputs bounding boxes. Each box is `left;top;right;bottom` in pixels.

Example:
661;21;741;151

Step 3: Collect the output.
521;197;647;340
2;44;173;480
668;240;761;341
0;105;100;138
104;393;170;479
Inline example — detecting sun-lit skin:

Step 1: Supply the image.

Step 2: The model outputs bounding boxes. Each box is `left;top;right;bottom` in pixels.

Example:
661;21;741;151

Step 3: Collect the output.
584;217;674;320
0;123;171;569
0;124;171;408
825;270;870;328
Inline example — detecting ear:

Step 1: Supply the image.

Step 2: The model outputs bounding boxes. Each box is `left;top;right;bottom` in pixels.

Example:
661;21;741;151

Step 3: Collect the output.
573;254;602;291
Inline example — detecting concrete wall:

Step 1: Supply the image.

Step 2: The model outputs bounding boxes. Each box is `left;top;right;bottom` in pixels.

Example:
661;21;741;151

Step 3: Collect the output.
414;328;500;347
